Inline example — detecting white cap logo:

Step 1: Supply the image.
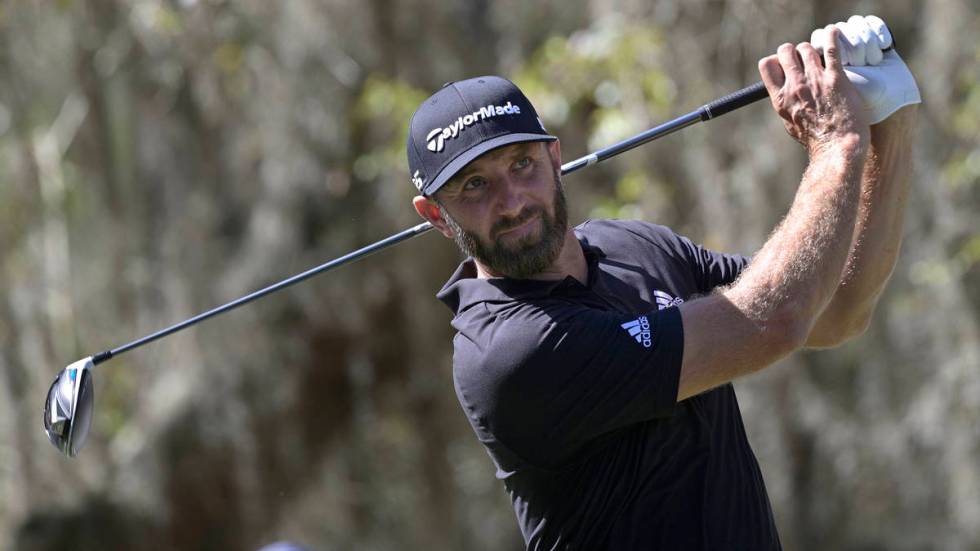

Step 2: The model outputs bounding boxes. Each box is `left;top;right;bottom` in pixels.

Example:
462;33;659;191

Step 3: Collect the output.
411;170;425;191
425;102;522;153
426;129;446;153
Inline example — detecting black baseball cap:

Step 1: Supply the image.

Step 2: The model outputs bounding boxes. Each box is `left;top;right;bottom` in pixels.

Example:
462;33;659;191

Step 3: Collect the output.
406;76;557;197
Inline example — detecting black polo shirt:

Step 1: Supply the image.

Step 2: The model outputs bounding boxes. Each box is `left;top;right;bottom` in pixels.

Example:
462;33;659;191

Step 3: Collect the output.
437;219;781;550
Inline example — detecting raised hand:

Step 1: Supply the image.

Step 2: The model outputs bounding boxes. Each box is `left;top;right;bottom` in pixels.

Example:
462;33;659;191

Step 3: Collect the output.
758;26;869;154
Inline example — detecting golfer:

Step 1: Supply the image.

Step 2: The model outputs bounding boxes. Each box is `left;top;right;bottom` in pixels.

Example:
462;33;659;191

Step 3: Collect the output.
407;18;918;549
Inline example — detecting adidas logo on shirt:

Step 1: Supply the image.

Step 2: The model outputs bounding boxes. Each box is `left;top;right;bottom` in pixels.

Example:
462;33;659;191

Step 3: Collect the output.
621;316;652;348
654;290;684;310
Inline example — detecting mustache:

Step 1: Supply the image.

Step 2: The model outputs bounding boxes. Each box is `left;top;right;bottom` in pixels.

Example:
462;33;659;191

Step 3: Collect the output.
492;207;543;238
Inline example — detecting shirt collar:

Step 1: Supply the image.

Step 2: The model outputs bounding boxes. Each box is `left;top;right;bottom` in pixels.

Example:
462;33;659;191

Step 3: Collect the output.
436;229;606;315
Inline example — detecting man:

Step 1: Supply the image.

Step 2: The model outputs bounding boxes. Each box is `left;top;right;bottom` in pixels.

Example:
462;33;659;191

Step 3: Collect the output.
406;18;918;549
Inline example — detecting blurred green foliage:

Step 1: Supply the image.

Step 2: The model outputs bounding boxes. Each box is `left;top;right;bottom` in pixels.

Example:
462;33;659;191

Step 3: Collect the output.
0;2;977;551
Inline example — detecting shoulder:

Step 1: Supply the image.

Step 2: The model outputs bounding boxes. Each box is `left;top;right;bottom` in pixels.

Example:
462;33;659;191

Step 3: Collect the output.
577;218;680;245
451;296;638;415
450;299;584;445
577;218;696;264
452;299;578;384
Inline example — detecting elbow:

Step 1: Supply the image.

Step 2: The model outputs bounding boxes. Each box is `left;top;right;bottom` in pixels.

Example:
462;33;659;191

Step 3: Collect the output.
780;317;813;354
837;307;874;342
762;307;812;359
845;308;873;339
726;291;813;361
805;304;875;349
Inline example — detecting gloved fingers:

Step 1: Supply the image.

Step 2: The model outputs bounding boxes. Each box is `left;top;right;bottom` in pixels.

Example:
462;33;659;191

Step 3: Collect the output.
847;16;877;46
865;42;883;66
865;15;893;49
809;15;895;67
848;15;883;65
836;19;867;66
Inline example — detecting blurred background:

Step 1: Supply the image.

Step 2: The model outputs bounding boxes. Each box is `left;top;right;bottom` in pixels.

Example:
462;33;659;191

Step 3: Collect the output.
1;0;978;549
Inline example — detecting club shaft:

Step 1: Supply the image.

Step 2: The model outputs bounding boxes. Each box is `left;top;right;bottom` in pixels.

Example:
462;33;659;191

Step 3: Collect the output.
91;81;769;366
94;222;435;364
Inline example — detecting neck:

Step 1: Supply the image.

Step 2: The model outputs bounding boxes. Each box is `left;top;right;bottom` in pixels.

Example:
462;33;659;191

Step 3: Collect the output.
475;230;587;284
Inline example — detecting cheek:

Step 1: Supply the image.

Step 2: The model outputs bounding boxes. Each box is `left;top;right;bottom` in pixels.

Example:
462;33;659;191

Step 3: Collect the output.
528;168;558;206
448;202;493;237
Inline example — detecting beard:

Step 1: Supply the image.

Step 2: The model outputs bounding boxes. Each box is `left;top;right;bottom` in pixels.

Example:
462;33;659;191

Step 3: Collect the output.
440;167;569;280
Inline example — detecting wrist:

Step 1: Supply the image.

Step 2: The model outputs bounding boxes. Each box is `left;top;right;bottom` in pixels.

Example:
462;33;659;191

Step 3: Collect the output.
808;131;869;164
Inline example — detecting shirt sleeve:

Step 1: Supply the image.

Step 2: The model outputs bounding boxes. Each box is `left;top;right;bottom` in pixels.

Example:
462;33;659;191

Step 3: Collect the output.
597;219;750;293
452;301;684;469
671;232;751;293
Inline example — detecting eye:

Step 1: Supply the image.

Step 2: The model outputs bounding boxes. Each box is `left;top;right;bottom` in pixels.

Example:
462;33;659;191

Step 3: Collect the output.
514;156;532;170
462;176;487;191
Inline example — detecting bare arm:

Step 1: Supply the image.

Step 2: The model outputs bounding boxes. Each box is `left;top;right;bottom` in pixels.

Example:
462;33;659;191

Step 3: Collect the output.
676;30;870;401
805;105;917;347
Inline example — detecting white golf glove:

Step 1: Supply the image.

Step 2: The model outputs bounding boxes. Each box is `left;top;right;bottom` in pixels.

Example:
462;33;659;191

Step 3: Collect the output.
810;15;921;124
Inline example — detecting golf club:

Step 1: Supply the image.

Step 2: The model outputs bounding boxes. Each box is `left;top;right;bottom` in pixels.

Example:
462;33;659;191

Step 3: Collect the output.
43;81;769;458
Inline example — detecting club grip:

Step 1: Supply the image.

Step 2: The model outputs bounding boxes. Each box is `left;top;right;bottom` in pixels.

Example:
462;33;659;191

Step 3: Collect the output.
700;81;769;120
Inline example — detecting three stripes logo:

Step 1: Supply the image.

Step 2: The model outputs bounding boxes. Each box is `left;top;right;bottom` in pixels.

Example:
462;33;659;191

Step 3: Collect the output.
621;316;652;349
620;291;684;348
654;290;684;310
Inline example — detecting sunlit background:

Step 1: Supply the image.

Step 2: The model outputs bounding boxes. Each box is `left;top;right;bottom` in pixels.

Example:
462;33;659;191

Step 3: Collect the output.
1;1;978;549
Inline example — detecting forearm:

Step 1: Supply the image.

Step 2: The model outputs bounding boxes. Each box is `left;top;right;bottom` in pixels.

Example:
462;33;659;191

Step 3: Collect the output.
726;138;867;336
678;138;867;400
807;105;917;346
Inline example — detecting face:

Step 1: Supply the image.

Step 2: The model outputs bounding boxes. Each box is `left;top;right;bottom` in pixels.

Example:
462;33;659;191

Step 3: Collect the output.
421;141;568;279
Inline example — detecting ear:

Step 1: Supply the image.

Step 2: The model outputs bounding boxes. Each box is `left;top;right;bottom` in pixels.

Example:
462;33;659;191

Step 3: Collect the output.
412;195;455;239
547;139;562;172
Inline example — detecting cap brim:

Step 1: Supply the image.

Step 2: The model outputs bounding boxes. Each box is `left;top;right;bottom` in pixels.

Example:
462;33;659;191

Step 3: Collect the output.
421;133;557;196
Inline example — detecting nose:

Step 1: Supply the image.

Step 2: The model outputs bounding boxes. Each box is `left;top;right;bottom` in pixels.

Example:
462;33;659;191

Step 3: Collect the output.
493;174;527;220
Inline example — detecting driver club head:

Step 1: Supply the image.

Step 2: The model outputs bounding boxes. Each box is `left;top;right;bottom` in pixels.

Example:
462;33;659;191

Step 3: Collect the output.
43;357;95;458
